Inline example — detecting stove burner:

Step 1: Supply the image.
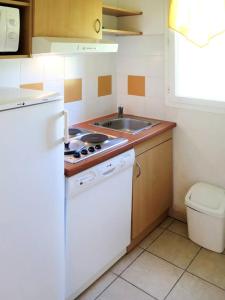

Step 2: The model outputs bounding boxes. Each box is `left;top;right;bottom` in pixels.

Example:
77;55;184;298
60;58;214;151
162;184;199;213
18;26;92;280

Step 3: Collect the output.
64;129;128;164
81;133;108;144
69;128;83;136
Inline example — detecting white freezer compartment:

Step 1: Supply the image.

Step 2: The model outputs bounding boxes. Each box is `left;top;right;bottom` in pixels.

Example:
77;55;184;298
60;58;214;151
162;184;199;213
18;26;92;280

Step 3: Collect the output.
65;150;135;300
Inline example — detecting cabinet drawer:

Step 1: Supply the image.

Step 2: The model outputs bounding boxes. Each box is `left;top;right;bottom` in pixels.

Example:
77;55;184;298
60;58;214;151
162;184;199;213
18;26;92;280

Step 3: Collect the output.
135;130;172;156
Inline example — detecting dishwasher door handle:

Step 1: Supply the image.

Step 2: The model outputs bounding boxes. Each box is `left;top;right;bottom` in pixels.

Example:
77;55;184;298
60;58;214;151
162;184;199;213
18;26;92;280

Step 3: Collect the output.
102;167;116;176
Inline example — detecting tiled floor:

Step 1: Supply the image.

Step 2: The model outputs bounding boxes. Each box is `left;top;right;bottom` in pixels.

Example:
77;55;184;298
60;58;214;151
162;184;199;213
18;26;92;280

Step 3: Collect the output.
77;218;225;300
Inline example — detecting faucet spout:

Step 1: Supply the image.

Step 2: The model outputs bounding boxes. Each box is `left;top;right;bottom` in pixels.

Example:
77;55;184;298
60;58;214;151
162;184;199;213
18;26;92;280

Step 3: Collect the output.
118;106;124;118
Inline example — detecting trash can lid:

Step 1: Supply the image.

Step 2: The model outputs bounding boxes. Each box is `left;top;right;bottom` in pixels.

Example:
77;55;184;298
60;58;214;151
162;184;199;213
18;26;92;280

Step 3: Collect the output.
185;182;225;218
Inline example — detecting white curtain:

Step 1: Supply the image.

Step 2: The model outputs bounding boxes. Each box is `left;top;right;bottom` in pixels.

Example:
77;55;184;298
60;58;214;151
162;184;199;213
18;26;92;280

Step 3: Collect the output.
169;0;225;47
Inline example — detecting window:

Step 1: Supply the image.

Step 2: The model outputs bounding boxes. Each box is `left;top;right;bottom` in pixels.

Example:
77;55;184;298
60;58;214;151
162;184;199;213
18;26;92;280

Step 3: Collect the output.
167;31;225;111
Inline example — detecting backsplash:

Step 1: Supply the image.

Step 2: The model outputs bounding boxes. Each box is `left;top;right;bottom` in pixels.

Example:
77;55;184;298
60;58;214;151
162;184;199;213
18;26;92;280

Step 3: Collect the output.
116;0;166;120
0;53;117;125
116;34;165;119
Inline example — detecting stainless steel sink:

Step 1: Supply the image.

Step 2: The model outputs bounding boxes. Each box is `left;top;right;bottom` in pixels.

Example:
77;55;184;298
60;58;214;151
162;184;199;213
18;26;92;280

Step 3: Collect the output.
92;117;160;134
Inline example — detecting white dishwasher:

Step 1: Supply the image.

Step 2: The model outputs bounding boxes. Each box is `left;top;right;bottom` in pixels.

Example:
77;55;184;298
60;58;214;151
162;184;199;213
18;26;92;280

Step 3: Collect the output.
65;149;135;300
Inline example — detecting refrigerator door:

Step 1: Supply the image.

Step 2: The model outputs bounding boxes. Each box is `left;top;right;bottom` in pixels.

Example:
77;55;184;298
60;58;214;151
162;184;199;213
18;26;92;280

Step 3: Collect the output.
0;99;65;300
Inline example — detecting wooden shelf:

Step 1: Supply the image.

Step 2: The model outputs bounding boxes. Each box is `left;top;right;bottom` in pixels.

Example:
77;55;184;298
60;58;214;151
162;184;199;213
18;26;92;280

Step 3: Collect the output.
102;5;142;38
103;5;142;17
103;28;142;36
0;0;30;7
0;55;30;59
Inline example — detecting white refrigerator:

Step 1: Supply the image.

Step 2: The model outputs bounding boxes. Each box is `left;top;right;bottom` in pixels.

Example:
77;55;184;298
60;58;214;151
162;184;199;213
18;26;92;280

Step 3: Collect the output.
0;88;65;300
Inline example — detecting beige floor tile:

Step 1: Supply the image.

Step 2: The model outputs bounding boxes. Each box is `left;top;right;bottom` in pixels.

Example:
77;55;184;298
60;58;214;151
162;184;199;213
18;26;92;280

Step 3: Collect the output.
76;271;117;300
98;278;155;300
139;227;164;249
167;272;225;300
147;231;200;269
188;248;225;289
110;247;143;275
159;217;174;229
168;220;188;238
121;251;183;300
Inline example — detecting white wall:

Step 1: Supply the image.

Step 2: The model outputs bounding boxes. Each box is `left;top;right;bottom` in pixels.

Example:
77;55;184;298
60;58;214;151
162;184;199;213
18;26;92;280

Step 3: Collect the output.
0;53;117;125
166;101;225;217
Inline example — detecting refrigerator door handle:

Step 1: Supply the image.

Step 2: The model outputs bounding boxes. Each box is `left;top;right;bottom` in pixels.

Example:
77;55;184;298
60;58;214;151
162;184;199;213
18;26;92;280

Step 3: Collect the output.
64;110;70;144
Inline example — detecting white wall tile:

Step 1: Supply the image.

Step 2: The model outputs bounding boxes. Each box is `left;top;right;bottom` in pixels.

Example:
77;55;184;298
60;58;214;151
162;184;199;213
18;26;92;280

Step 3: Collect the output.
20;57;44;84
144;97;166;119
64;55;87;79
44;79;64;98
116;73;128;98
118;35;165;56
117;55;164;78
121;97;147;116
43;56;65;80
65;100;88;125
85;73;98;102
146;77;164;98
0;60;20;87
85;53;117;75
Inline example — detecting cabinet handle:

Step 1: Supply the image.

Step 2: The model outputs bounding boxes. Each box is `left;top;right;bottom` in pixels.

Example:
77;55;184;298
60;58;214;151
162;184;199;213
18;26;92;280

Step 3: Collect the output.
136;161;141;178
95;18;101;34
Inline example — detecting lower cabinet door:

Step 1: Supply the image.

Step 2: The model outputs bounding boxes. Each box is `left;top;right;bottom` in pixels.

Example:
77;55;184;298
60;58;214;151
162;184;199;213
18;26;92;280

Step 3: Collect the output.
132;139;173;239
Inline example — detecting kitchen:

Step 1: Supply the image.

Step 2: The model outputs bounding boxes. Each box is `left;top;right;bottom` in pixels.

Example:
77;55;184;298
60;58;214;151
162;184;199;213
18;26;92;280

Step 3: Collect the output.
0;0;225;300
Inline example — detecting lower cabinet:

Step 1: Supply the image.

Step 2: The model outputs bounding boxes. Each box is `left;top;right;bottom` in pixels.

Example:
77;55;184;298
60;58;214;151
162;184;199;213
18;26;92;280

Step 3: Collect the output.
131;131;173;244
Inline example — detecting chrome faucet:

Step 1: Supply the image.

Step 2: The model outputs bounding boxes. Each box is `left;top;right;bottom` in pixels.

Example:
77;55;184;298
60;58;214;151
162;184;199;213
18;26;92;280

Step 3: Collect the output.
118;106;124;118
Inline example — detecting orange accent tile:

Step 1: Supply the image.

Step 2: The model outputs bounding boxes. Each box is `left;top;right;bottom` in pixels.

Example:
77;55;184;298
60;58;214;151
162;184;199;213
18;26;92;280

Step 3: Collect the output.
98;75;112;97
128;75;145;96
20;82;43;91
64;79;82;103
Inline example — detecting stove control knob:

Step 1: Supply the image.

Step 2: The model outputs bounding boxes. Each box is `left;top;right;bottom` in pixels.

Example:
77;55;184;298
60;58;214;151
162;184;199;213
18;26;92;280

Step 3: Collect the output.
81;149;88;155
95;144;102;150
88;146;95;153
73;151;81;158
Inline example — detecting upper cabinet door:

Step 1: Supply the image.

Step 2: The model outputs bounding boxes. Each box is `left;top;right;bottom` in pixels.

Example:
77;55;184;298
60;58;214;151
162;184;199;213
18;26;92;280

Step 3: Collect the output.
33;0;102;39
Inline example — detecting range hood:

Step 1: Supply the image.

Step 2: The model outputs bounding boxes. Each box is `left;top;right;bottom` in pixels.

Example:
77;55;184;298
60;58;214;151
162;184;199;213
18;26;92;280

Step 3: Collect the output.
32;37;118;55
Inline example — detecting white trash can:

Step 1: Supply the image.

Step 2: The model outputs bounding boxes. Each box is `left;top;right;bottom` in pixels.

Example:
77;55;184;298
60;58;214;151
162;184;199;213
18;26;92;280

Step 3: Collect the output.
185;182;225;253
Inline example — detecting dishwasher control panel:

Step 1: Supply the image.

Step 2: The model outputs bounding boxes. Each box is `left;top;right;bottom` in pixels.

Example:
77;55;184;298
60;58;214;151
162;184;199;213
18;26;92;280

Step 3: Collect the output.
76;171;97;186
66;149;135;198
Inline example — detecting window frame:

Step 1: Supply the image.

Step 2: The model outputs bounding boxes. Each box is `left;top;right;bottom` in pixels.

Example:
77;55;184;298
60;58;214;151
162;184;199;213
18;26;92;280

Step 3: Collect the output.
165;29;225;114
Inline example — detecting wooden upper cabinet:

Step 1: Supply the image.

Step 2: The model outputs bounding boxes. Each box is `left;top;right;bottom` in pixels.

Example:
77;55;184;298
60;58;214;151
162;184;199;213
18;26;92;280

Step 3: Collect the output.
33;0;103;39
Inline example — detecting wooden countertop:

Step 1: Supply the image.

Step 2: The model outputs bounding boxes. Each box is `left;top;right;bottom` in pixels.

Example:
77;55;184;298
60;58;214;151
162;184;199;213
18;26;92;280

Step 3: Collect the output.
64;114;176;177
